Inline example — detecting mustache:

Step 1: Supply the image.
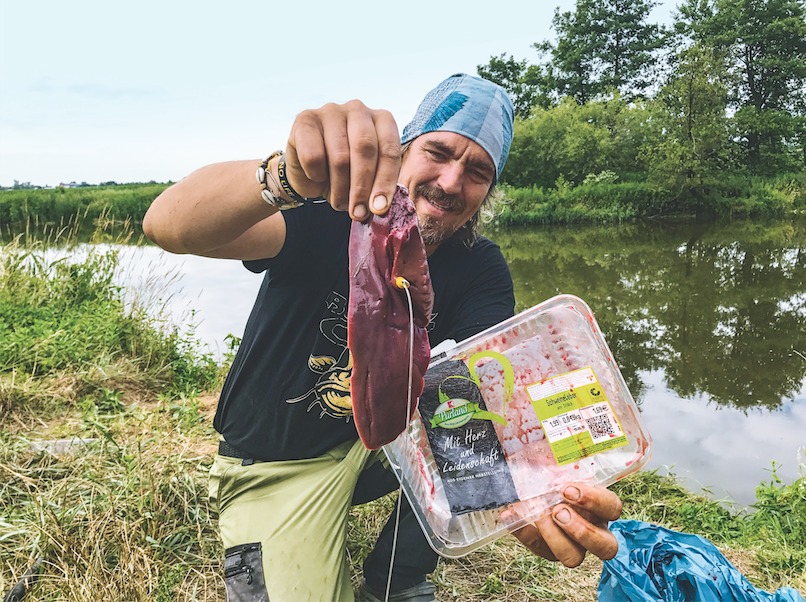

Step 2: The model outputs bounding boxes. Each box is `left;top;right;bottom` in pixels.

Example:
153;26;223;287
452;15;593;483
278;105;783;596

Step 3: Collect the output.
414;184;463;212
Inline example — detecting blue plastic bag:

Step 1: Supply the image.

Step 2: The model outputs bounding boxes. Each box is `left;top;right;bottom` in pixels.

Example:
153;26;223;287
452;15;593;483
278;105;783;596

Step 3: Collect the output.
598;520;805;602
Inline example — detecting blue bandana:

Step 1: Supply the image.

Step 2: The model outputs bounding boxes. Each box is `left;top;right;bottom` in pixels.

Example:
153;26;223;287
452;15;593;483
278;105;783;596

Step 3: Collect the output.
401;73;515;182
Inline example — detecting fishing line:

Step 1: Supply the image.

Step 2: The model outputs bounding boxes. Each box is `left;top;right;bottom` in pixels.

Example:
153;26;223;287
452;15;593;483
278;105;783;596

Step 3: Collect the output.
384;276;416;602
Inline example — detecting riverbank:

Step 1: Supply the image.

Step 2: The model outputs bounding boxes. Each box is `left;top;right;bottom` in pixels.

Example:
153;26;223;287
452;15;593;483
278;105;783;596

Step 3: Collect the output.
1;231;804;600
3;391;803;601
0;183;168;233
495;172;806;226
2;172;805;232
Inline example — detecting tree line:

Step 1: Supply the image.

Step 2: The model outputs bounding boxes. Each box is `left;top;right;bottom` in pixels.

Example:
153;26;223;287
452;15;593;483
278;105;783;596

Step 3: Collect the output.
478;0;806;218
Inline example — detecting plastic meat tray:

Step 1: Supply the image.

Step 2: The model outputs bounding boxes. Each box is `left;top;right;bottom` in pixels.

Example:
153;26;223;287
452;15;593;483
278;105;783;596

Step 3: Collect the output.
383;294;652;557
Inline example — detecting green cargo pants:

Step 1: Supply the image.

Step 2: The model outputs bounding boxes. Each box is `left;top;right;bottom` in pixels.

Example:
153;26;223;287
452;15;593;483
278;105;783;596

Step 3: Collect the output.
209;439;386;601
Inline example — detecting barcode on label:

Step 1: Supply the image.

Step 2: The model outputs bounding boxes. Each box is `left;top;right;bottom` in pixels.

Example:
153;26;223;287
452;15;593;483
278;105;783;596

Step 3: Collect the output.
585;414;616;442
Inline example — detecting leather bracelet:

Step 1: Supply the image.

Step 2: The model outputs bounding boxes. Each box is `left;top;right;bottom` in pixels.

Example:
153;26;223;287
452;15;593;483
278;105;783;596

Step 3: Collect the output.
277;156;327;205
256;151;302;210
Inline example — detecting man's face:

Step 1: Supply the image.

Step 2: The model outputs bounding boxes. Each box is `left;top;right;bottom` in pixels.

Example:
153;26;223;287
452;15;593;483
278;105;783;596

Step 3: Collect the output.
398;132;495;250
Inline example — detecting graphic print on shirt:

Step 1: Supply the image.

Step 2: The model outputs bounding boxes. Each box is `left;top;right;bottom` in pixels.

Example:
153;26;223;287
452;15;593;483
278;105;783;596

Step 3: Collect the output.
286;291;354;420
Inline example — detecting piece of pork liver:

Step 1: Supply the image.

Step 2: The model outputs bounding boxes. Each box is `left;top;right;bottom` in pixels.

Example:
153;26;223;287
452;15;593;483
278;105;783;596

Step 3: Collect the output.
348;185;433;449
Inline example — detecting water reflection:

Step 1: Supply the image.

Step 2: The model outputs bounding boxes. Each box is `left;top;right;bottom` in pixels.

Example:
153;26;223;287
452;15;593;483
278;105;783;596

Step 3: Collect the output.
493;219;806;413
637;369;805;503
492;218;806;504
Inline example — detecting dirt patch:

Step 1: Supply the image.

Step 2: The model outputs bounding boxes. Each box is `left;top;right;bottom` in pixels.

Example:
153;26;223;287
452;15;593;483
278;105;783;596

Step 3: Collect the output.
197;393;219;420
722;547;760;581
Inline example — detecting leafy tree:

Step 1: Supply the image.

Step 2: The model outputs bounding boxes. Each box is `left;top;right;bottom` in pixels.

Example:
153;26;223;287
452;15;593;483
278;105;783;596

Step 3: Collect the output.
591;94;655;178
794;114;806;166
477;53;552;118
535;6;598;103
537;0;667;102
501;96;651;187
673;0;718;44
503;99;610;187
641;44;732;207
721;0;806;172
680;0;806;172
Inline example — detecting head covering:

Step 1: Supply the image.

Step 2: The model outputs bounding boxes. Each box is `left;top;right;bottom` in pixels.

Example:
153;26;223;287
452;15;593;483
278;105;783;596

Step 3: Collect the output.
401;73;515;182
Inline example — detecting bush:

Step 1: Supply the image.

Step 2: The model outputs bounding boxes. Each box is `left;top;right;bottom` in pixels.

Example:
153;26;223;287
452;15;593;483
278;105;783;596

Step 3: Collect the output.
496;181;675;225
0;236;219;414
495;172;806;226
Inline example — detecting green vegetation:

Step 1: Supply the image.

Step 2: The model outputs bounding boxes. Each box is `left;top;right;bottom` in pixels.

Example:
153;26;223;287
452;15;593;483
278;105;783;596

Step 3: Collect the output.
1;228;803;599
479;0;806;225
0;183;168;235
0;227;218;418
1;168;803;232
0;227;222;599
495;172;806;225
613;469;806;587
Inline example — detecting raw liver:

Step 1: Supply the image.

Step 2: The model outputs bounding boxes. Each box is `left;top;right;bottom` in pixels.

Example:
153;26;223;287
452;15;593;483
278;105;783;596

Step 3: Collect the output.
348;185;433;449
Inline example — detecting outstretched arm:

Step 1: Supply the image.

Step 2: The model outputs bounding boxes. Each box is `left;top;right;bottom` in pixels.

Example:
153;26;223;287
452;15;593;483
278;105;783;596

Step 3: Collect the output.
142;160;285;259
143;100;401;260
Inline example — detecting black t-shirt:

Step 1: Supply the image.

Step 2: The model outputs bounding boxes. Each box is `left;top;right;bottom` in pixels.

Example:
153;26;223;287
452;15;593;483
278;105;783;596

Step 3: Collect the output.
213;203;515;461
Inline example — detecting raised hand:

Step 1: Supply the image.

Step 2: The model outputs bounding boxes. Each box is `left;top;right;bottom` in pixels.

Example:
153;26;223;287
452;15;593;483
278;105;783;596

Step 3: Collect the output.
285;100;401;221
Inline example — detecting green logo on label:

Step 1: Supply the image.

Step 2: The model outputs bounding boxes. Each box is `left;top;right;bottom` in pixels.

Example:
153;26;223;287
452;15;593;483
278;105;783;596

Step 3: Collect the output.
431;399;477;429
430;392;508;429
428;352;516;430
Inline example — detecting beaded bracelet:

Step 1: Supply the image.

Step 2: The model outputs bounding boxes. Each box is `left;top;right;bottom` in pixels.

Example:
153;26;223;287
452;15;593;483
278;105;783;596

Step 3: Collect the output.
277;156;327;205
256;151;302;210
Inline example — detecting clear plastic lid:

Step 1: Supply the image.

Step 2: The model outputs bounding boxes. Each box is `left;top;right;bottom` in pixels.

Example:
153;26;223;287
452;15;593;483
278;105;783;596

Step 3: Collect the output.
383;294;652;557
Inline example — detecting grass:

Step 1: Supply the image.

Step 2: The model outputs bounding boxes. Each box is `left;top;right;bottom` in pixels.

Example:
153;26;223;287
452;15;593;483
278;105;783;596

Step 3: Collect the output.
0;399;223;600
0;224;223;599
1;222;804;600
0;225;219;417
0;183;168;231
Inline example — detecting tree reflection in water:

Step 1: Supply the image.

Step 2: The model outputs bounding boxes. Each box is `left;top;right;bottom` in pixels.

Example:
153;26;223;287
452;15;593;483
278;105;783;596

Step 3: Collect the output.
495;218;806;412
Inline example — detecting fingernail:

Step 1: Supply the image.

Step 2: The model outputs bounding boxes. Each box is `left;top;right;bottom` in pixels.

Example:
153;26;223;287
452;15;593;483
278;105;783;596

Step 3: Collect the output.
353;204;367;219
554;508;571;524
564;486;581;501
372;195;388;212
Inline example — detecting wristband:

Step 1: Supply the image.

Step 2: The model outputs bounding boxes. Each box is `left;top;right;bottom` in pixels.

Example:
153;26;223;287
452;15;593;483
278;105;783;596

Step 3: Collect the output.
256;151;302;210
277;156;327;205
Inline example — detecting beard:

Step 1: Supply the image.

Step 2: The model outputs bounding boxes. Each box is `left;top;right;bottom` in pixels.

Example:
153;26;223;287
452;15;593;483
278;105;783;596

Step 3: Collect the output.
414;184;464;246
418;215;455;246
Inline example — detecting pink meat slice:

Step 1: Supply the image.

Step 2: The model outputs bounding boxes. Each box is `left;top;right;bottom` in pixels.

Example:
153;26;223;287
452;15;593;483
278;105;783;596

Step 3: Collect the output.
348;185;433;449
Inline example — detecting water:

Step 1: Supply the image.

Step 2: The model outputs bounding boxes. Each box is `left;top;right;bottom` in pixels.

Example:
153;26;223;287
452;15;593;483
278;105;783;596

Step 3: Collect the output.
492;218;806;505
57;217;806;506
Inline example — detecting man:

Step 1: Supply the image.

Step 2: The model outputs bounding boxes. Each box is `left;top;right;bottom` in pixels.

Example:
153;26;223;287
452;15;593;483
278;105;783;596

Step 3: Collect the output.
143;73;622;602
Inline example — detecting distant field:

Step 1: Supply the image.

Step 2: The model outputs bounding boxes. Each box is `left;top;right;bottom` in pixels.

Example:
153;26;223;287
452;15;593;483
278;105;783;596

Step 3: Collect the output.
0;183;168;232
2;172;805;234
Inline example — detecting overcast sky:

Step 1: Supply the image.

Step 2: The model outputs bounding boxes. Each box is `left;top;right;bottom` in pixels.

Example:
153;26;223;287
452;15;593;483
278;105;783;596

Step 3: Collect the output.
1;0;675;188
